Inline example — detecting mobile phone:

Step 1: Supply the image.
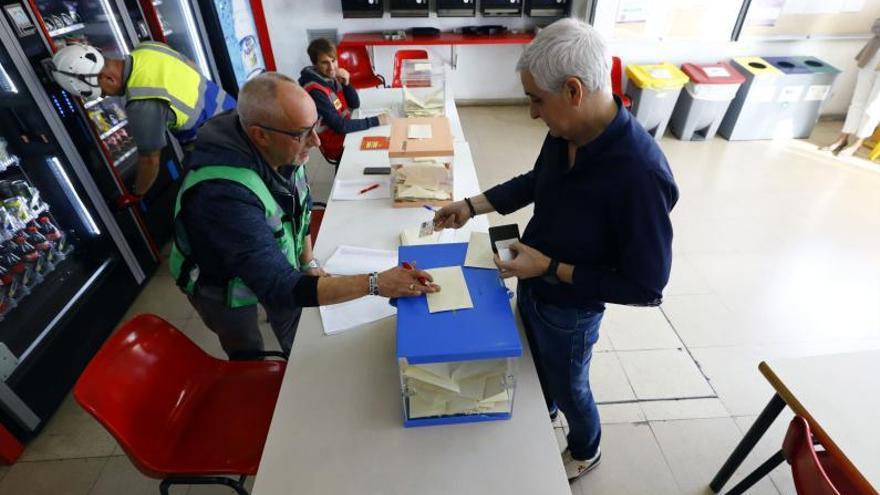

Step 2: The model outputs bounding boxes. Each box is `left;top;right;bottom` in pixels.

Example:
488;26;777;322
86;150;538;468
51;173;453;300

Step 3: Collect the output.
488;224;521;261
363;167;391;175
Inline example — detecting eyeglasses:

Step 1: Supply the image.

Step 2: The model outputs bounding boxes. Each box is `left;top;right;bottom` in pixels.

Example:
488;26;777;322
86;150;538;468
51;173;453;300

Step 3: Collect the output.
254;117;321;142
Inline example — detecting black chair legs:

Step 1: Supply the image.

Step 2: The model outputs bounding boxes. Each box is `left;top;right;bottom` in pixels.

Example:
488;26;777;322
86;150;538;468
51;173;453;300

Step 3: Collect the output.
724;450;786;495
160;475;248;494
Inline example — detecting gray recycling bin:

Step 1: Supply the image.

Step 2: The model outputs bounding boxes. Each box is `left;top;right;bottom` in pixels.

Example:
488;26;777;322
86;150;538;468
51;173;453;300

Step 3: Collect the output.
624;62;689;141
790;56;841;139
762;57;815;139
670;62;746;141
718;57;783;141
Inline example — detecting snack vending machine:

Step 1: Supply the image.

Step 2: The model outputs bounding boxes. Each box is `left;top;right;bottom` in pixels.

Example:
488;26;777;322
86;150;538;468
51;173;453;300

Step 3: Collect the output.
137;0;218;81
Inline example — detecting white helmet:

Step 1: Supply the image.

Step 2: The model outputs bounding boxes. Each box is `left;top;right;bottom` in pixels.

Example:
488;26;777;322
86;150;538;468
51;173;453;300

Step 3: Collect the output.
50;43;105;100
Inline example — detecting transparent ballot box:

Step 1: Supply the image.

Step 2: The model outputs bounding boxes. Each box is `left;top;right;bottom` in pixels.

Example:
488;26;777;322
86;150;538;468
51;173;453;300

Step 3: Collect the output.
402;59;446;117
388;117;455;207
395;243;523;427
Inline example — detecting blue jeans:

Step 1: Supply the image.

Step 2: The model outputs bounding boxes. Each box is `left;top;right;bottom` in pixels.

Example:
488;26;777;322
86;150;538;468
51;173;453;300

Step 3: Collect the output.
518;285;603;460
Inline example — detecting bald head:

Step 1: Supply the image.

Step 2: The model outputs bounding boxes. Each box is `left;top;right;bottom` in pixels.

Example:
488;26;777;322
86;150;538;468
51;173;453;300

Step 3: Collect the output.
238;72;316;129
238;72;321;169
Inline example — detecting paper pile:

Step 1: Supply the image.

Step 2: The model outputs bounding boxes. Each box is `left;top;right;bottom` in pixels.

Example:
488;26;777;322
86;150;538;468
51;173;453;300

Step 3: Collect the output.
404;87;444;117
393;160;452;203
402;359;513;419
319;246;398;335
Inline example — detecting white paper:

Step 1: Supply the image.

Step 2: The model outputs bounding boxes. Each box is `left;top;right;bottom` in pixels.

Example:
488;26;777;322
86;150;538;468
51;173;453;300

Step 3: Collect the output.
777;85;804;103
319;246;399;335
331;178;391;201
615;0;650;23
746;0;785;27
495;239;517;262
407;124;433;140
464;232;496;269
805;85;831;101
703;67;731;78
357;107;392;119
400;226;441;246
425;266;474;313
413;62;432;72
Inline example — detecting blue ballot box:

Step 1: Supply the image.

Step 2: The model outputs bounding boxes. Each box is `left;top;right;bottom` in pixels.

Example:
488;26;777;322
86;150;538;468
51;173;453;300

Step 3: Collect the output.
396;243;522;427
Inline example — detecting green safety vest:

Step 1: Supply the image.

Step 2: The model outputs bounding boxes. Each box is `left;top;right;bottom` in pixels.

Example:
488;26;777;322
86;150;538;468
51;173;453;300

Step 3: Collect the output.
126;42;233;136
168;165;311;308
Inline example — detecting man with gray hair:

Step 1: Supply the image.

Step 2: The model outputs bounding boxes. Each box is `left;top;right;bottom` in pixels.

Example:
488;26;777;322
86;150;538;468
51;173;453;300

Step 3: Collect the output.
434;18;677;481
170;73;438;359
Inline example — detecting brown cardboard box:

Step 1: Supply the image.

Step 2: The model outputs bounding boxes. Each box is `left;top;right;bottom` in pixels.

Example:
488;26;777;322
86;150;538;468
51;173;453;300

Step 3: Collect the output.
389;117;455;159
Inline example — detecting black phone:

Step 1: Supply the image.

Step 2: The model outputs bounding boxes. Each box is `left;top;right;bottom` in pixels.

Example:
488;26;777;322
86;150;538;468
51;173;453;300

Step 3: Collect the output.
363;167;391;175
488;224;521;261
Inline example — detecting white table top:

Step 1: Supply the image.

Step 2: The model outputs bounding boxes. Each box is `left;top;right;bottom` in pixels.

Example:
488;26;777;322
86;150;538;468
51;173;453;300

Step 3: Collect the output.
760;350;880;494
252;89;568;495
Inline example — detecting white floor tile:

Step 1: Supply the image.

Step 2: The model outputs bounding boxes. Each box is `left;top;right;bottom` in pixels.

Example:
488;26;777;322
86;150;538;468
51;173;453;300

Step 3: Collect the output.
591;351;637;403
689;346;779;417
573;422;680;495
617;349;714;400
88;456;181;495
598;402;646;424
651;417;780;495
0;458;107;495
640;398;730;422
732;414;797;495
603;305;683;351
123;275;195;322
21;395;117;462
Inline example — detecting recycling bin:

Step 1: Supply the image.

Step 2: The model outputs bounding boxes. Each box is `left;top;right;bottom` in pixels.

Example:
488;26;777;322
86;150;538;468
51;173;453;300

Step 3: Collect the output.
789;56;841;138
625;62;689;140
718;56;784;141
670;62;746;141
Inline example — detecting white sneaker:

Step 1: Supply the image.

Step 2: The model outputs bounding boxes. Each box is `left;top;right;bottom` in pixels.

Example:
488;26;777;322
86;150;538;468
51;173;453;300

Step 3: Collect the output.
562;447;601;482
551;410;566;430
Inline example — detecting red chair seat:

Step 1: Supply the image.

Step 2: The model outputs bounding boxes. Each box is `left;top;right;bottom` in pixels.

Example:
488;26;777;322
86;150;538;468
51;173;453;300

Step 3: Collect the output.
338;45;385;89
392;49;429;88
74;314;285;481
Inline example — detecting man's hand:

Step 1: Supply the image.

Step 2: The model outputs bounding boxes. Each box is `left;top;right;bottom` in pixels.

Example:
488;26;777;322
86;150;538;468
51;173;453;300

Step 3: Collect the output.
377;112;391;126
336;67;351;86
433;201;472;230
495;242;551;280
377;266;440;298
306;267;329;277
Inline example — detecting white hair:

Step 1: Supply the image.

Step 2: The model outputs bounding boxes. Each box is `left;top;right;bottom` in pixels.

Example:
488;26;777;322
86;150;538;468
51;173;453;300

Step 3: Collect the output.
516;18;610;93
238;72;298;126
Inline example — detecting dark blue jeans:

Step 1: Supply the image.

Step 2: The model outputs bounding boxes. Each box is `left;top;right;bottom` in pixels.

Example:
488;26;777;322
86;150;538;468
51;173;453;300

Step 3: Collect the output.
518;285;603;460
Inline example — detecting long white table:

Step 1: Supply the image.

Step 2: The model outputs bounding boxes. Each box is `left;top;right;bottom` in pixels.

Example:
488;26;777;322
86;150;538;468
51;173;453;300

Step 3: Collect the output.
252;89;569;494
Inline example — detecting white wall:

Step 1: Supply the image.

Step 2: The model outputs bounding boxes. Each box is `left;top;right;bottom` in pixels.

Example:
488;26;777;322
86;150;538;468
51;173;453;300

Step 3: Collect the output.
261;1;864;115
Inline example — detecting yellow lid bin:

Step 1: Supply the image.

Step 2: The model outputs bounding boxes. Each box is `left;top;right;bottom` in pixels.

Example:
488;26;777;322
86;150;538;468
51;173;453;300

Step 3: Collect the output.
625;62;689;91
731;56;783;77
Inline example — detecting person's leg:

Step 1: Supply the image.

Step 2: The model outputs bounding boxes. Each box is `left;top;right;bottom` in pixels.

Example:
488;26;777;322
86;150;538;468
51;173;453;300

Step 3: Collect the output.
516;285;558;417
839;70;880;157
187;291;263;358
263;304;302;356
521;289;603;461
831;67;879;152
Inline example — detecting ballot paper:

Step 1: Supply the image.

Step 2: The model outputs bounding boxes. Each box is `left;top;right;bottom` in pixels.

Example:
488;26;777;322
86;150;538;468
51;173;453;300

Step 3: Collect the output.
331;178;391;201
425;266;473;313
395;184;451;201
357;107;392;119
401;358;512;418
407;124;433;140
319;246;398;335
463;232;496;269
404;87;444;117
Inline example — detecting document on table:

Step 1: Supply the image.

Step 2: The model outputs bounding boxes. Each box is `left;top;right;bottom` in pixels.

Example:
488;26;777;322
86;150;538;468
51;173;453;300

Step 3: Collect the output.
407;124;433;140
331;178;391;201
319;246;398;335
463;232;496;269
357;107;392;119
425;266;473;313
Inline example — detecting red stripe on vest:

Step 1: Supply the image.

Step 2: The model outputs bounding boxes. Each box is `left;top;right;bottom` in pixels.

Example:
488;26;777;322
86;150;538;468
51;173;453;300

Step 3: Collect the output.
304;81;350;161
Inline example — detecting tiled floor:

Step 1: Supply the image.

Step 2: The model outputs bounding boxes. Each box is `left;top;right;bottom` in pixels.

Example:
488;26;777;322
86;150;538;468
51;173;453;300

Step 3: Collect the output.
3;108;880;494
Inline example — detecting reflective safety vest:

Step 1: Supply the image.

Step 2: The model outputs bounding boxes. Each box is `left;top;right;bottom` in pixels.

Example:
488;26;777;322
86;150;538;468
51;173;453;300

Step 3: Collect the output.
168;165;311;308
126;42;236;143
303;82;351;162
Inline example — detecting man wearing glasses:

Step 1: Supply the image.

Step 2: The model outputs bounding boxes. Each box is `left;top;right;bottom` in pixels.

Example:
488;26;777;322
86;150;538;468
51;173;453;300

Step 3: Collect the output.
169;73;437;358
298;38;390;164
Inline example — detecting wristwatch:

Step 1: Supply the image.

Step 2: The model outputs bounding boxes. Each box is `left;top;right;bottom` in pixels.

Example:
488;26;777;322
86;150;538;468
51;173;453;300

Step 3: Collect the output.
542;258;560;285
303;258;320;270
368;272;380;296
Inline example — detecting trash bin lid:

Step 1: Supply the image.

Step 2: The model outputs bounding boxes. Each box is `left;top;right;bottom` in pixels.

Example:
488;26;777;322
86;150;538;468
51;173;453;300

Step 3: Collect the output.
625;62;689;90
762;56;812;74
789;56;842;74
681;62;746;85
732;57;783;77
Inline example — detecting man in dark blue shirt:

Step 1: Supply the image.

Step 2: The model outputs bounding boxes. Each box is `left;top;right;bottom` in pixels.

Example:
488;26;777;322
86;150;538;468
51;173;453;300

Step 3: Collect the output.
434;19;678;482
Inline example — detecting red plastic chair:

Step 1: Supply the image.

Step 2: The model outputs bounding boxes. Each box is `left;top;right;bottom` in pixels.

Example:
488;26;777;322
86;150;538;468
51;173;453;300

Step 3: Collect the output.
724;416;869;495
611;56;632;109
392;49;429;88
310;201;325;245
338;45;386;89
74;314;286;495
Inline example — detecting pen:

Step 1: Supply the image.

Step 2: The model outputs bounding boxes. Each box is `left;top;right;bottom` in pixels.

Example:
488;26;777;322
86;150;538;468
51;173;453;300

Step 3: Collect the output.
359;183;380;194
422;204;436;212
402;261;429;285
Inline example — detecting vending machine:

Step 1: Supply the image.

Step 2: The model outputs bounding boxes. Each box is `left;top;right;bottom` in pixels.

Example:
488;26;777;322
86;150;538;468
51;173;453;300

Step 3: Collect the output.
0;14;144;440
1;0;186;272
137;0;219;81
